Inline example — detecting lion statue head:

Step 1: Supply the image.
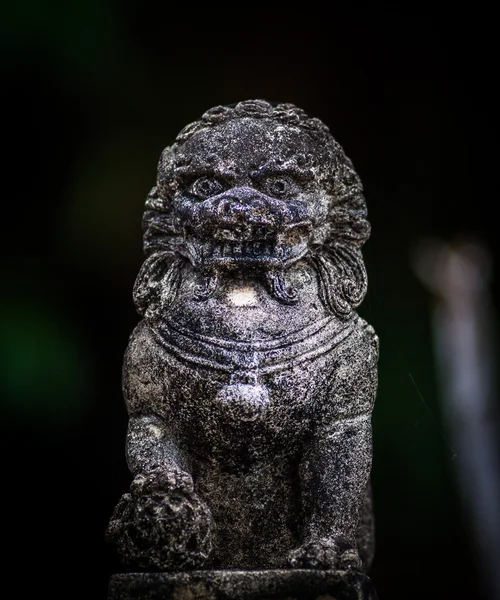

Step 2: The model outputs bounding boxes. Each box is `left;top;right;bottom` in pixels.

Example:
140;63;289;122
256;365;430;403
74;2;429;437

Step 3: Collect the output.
133;100;370;320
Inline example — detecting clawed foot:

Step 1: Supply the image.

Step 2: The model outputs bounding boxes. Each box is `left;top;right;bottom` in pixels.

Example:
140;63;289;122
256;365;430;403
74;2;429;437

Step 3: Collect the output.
130;468;195;497
106;467;213;570
287;537;362;571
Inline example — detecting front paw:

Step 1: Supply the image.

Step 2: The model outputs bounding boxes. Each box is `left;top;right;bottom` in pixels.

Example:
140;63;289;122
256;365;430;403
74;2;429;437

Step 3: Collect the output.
130;467;194;497
106;468;213;570
287;537;362;571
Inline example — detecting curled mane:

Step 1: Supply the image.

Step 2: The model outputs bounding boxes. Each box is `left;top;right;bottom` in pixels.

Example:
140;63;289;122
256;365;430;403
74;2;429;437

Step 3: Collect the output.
308;142;370;319
134;100;370;320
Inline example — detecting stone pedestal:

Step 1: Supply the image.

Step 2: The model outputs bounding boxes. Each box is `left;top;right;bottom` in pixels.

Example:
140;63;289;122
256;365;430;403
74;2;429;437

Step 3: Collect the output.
108;570;378;600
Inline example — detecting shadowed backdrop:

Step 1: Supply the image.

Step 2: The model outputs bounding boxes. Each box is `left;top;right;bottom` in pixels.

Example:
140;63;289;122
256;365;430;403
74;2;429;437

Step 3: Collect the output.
1;4;497;599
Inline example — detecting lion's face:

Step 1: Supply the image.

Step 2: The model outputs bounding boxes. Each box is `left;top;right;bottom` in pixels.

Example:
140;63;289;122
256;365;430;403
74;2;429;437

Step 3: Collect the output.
171;118;332;271
137;101;370;318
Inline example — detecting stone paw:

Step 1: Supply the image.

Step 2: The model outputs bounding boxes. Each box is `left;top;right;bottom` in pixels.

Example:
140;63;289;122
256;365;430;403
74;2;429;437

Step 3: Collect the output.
130;467;194;497
106;468;213;570
287;537;362;571
338;548;363;570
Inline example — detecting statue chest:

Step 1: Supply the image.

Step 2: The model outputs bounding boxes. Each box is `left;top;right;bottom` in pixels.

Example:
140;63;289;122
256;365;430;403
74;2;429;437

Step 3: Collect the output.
151;314;357;455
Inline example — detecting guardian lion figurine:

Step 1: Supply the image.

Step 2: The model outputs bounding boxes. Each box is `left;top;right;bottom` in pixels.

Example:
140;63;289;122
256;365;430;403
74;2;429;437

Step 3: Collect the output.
107;100;379;575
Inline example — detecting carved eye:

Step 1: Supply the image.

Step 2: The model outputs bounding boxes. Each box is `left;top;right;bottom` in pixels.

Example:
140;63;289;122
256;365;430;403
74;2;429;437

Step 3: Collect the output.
189;176;225;199
263;175;299;198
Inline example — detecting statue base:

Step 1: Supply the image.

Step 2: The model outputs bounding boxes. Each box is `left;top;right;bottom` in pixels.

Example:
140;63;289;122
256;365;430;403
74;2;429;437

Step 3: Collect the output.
108;569;378;599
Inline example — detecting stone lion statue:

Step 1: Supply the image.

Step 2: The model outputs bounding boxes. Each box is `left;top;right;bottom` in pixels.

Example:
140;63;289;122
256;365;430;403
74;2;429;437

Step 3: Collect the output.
106;100;378;573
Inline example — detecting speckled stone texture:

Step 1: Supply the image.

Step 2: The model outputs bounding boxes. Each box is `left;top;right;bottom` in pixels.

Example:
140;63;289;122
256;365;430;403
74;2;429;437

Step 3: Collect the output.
106;100;379;589
108;570;378;600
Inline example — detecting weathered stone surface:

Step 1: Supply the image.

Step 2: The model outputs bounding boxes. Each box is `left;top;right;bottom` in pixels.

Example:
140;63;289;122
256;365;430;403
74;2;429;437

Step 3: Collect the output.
108;570;378;600
106;100;378;579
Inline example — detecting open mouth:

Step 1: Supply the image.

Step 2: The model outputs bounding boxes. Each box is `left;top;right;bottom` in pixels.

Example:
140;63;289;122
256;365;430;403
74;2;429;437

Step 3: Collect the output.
186;235;310;268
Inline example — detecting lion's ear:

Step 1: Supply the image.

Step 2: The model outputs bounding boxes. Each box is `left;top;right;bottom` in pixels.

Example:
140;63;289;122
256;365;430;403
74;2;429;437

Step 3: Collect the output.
133;145;184;318
312;245;367;320
142;145;184;259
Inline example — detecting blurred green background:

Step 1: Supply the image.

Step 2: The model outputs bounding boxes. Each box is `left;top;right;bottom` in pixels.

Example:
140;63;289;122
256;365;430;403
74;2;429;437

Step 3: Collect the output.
1;4;497;599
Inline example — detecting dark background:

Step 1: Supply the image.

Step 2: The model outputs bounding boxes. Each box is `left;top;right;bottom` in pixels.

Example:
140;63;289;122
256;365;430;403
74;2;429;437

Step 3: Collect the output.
1;4;498;599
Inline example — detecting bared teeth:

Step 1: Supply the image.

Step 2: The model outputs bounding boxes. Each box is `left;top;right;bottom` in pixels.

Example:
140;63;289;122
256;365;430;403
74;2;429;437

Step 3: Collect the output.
195;239;285;261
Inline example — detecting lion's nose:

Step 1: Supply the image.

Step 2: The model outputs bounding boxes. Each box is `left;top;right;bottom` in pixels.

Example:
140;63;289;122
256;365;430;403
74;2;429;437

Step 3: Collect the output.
217;198;264;220
215;188;279;227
